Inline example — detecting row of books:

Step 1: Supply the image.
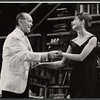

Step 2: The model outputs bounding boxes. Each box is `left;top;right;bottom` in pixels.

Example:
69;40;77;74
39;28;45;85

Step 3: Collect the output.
78;4;99;14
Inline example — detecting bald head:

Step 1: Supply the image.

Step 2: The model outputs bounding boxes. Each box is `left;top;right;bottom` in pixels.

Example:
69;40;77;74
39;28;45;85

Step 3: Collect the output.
16;12;33;34
16;12;32;25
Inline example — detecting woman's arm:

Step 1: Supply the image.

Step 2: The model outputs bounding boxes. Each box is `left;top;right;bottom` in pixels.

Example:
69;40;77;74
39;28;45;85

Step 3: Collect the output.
62;37;97;61
39;45;72;68
61;45;72;65
50;44;72;67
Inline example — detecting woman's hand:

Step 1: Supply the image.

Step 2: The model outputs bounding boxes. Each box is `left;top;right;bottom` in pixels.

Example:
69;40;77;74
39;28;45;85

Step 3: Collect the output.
48;50;63;61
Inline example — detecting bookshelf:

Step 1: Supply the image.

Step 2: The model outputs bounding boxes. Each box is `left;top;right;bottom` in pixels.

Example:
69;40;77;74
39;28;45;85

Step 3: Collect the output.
78;3;99;14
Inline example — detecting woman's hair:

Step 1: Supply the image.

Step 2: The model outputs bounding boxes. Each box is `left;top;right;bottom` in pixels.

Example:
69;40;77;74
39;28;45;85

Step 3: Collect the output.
76;12;92;28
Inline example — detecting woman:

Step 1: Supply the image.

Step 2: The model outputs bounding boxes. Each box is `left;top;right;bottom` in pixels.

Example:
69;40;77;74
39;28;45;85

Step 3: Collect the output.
58;12;100;98
64;12;100;98
40;12;100;98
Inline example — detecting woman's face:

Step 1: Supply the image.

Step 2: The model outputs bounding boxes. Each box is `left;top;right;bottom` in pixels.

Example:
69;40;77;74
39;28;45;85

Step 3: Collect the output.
71;16;82;31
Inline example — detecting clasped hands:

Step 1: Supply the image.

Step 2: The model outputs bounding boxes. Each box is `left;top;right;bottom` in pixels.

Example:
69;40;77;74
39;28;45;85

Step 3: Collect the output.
48;50;63;61
34;50;63;69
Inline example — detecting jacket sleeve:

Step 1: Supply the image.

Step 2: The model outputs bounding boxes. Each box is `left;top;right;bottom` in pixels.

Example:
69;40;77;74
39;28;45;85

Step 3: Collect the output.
8;36;44;62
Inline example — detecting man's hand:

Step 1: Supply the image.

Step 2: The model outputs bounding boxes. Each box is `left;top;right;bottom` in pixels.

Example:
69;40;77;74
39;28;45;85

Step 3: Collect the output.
48;50;63;61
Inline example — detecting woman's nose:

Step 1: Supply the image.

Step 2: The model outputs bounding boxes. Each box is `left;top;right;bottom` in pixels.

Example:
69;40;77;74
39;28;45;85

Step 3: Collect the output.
71;21;73;25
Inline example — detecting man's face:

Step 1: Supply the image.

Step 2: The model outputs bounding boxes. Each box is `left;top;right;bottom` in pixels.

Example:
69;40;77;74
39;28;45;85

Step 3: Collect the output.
20;14;33;34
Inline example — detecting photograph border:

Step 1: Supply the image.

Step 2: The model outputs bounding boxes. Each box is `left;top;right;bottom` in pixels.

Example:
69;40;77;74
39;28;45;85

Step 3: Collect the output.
0;1;100;100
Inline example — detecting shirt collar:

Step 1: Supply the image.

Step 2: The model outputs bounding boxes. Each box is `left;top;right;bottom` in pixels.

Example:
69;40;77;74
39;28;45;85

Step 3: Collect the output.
14;27;25;37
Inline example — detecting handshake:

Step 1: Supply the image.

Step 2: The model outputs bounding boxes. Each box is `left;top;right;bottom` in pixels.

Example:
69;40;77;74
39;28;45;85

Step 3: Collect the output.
48;50;63;61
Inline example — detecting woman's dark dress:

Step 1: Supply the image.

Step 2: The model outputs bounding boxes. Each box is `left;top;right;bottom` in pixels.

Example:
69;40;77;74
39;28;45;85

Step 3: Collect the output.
70;36;100;98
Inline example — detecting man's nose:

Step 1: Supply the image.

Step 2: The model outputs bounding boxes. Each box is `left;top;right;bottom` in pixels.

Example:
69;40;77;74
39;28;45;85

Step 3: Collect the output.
31;23;33;27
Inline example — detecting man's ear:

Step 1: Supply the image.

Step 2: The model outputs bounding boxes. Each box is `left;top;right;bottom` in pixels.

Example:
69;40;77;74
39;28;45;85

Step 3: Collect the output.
18;18;23;25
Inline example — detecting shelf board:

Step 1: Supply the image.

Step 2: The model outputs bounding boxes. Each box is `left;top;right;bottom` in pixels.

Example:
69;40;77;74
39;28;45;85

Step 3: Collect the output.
30;74;49;80
47;16;74;21
92;20;100;24
0;33;41;40
28;33;41;37
47;85;69;89
47;32;71;37
46;42;59;46
47;14;100;22
30;82;46;88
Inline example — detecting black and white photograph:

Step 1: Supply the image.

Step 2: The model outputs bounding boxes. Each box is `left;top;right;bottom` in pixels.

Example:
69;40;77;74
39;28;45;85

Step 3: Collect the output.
0;2;100;99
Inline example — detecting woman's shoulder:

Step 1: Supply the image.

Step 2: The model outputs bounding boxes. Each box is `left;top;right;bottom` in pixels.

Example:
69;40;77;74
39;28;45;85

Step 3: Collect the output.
87;32;96;37
88;34;97;41
85;32;96;40
87;34;97;47
86;33;97;43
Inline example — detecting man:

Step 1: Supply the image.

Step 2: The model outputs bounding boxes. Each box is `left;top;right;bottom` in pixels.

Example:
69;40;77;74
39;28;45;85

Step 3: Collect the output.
1;12;60;98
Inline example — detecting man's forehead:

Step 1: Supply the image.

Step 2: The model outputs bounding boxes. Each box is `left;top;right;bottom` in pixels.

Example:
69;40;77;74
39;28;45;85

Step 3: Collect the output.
24;14;33;21
24;14;31;18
